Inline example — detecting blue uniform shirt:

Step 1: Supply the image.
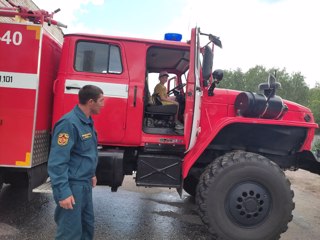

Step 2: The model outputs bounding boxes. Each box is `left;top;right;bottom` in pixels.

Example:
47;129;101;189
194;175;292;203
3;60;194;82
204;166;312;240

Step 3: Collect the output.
48;105;98;201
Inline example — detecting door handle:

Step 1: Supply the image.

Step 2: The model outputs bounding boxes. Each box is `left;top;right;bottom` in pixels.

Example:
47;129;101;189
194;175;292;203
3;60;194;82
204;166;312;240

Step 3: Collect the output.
66;86;81;90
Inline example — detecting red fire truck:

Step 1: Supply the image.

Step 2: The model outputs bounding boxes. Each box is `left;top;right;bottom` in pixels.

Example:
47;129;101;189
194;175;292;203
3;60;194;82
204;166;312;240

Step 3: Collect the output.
1;3;319;240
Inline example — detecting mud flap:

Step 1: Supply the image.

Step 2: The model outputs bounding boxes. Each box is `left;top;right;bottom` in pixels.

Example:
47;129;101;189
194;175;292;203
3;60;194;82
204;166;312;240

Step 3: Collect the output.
297;150;320;175
28;163;49;200
177;182;183;198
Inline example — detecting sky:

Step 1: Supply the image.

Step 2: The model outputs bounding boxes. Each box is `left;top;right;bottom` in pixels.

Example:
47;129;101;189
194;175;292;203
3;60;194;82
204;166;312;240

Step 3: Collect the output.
33;0;320;88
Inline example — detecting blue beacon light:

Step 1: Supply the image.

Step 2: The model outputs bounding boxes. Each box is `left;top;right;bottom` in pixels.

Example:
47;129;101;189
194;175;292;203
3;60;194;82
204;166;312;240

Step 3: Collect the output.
164;33;182;41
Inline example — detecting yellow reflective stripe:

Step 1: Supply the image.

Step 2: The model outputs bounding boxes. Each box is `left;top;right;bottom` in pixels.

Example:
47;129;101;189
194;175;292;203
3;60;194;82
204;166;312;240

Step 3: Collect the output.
15;152;31;166
27;25;41;40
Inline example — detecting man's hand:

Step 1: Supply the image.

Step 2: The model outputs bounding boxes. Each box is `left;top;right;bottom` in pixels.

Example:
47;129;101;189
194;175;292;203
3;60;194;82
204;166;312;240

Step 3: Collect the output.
92;176;97;187
59;195;75;209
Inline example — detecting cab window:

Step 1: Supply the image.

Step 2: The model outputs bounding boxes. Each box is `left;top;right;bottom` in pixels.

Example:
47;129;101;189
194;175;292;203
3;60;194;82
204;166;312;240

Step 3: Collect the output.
74;41;122;74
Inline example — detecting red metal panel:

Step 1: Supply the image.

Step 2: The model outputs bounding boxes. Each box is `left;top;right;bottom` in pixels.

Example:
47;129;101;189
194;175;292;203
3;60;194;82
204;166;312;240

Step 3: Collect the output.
35;31;61;131
0;88;36;166
0;23;40;167
0;23;40;74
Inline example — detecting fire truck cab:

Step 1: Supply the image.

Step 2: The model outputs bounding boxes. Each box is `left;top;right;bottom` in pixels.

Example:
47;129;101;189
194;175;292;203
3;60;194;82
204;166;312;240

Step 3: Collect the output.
52;29;206;191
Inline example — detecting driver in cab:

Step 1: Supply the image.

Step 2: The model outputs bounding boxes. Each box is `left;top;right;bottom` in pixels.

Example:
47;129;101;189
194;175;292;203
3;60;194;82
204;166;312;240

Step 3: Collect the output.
153;71;184;130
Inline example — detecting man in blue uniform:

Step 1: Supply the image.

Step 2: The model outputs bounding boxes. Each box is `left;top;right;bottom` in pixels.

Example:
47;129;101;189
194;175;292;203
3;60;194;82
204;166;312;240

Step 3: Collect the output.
48;85;104;240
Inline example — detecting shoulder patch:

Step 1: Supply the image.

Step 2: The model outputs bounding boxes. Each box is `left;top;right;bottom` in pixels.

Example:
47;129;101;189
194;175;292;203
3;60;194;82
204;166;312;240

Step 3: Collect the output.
57;133;69;146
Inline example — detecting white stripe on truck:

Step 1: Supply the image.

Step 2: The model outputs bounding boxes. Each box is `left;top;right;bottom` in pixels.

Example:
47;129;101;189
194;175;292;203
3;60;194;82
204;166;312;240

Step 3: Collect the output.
0;71;38;90
65;79;128;99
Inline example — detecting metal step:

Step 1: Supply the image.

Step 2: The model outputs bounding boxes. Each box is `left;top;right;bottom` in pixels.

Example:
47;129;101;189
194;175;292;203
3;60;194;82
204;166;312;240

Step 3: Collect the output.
32;180;52;193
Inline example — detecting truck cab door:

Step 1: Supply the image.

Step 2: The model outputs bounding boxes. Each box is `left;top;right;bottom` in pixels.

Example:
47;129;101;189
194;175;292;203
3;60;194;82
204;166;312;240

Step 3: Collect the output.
184;28;201;152
54;38;128;144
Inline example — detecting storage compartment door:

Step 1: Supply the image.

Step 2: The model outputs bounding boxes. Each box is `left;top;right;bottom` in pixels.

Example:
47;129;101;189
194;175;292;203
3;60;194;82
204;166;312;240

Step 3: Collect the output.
0;23;41;167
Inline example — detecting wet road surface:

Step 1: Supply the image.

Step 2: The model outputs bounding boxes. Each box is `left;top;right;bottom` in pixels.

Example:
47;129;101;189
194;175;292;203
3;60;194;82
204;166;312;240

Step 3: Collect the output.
0;170;320;240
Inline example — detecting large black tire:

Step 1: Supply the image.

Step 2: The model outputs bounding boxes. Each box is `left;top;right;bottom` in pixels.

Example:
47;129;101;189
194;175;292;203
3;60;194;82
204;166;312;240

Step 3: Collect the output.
183;175;199;197
196;151;294;240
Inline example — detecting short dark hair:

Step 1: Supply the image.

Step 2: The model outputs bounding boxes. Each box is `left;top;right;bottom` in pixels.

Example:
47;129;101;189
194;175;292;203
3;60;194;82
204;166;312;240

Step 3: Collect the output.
78;85;104;104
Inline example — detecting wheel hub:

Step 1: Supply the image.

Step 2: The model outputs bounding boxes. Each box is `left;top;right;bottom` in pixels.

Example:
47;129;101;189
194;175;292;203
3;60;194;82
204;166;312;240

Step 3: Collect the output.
243;197;258;212
226;181;271;227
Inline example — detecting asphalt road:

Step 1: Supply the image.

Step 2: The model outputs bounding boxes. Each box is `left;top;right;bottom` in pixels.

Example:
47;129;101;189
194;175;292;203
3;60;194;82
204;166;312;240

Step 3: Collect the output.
0;170;319;240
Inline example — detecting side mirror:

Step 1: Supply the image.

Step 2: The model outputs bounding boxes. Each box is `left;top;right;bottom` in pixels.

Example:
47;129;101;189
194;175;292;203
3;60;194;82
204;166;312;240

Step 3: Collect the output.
202;46;213;87
208;69;224;96
212;69;224;82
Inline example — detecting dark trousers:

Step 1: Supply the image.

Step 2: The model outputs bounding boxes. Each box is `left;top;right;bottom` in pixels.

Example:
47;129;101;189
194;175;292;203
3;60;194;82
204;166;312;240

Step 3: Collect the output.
54;184;94;240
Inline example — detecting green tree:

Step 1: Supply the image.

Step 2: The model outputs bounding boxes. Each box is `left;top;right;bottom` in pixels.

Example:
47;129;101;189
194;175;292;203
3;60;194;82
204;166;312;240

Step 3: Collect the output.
218;68;244;90
219;66;309;106
244;65;268;92
277;71;309;106
308;86;320;127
